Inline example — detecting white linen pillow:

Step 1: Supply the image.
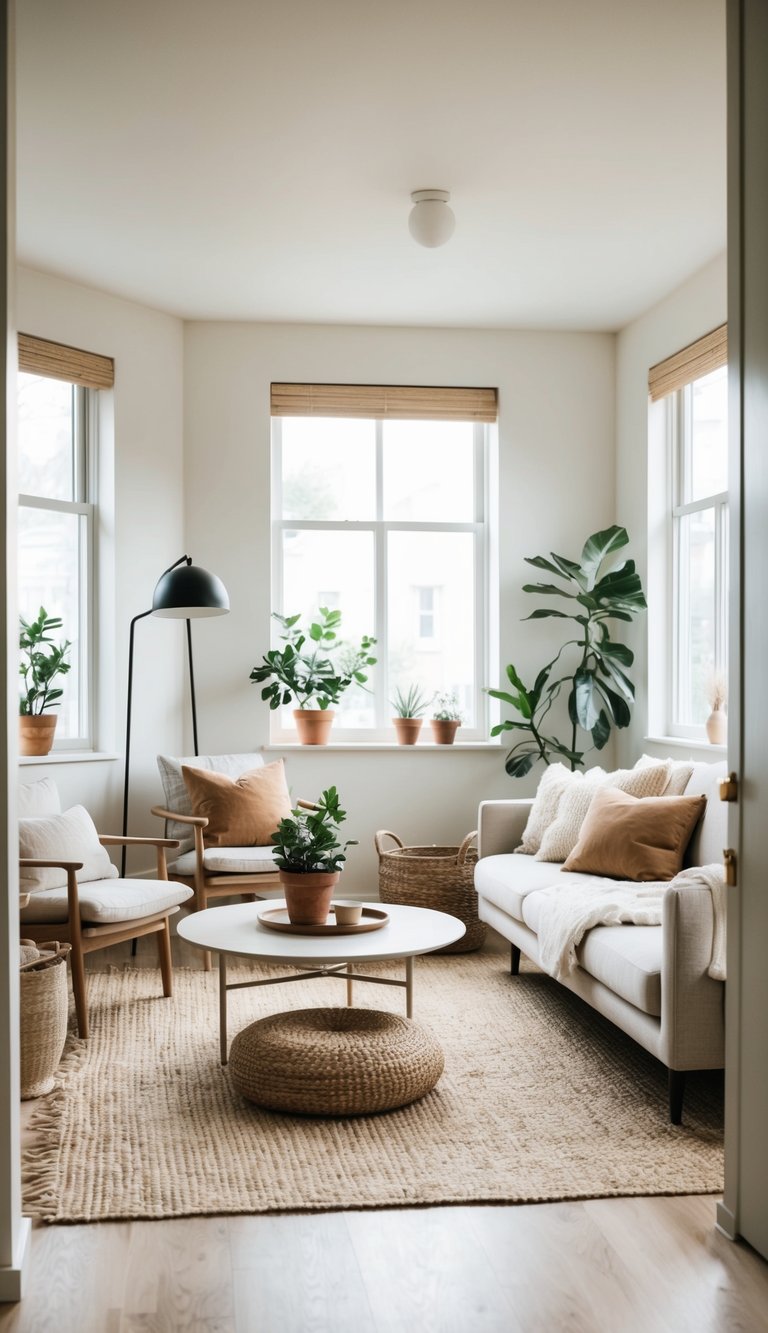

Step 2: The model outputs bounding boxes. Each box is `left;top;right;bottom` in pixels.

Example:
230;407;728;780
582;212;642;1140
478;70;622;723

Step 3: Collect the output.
19;805;119;893
157;752;265;849
515;763;586;855
18;777;61;818
535;760;673;863
634;754;695;796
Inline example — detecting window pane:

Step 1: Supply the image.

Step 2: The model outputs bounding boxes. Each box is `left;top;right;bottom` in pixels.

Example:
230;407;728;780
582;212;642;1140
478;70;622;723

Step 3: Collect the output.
383;421;474;521
281;529;375;726
676;508;715;726
18;373;75;501
688;366;727;502
280;417;375;519
18;506;83;739
388;531;475;723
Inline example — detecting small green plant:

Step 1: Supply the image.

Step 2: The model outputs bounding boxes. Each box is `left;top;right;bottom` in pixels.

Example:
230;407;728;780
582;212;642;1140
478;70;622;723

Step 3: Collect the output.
432;691;464;722
19;608;71;715
489;525;647;777
250;607;376;711
271;787;357;874
391;683;431;718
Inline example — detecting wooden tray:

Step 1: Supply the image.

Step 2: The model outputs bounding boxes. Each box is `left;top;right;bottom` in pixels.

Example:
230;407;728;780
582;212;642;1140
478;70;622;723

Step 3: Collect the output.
258;906;389;936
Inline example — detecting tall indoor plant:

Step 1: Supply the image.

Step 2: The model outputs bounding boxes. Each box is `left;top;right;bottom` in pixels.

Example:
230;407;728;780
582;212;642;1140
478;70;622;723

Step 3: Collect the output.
19;608;71;756
250;606;376;743
489;525;647;777
272;787;357;925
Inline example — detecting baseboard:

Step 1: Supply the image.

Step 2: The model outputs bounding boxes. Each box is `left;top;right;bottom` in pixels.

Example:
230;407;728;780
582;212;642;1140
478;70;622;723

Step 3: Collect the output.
716;1199;738;1240
0;1216;32;1304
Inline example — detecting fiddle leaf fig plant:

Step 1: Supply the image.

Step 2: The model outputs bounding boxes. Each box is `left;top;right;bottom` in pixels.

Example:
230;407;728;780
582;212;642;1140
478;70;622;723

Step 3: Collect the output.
19;608;71;715
489;525;647;778
250;607;376;711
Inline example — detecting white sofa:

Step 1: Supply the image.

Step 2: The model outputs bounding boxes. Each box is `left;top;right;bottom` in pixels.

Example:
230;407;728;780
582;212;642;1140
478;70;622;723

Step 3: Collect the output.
474;760;727;1122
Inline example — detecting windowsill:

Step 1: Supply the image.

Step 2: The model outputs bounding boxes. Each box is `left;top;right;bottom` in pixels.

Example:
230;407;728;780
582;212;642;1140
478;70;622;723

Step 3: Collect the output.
19;751;120;765
264;742;501;752
643;735;727;756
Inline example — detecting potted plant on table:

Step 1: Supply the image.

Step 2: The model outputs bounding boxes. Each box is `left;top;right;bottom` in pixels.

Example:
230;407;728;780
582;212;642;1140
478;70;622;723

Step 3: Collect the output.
391;683;430;745
272;787;357;925
430;692;464;745
249;607;376;744
19;608;71;756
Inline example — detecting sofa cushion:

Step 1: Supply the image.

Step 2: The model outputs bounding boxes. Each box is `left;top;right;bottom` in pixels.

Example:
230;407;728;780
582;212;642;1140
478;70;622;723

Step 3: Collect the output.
20;878;193;925
475;853;604;922
19;806;119;893
516;764;586;854
684;760;728;867
170;845;279;876
561;787;707;881
535;761;672;863
181;760;291;847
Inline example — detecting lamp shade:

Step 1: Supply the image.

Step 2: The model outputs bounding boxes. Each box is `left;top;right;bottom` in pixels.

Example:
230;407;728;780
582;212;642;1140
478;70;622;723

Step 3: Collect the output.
408;189;455;248
152;563;230;619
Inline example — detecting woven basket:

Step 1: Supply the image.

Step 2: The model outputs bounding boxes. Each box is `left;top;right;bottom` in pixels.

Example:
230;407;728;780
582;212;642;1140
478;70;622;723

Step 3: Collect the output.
19;940;70;1099
375;829;485;953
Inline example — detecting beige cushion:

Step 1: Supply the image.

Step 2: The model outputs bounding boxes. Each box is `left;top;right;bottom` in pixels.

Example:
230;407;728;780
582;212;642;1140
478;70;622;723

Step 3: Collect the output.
170;845;279;876
157;752;265;848
516;764;588;854
634;754;695;796
20;878;193;925
19;806;119;893
684;760;729;866
18;777;61;818
475;852;613;923
181;760;290;847
561;786;707;881
535;761;672;863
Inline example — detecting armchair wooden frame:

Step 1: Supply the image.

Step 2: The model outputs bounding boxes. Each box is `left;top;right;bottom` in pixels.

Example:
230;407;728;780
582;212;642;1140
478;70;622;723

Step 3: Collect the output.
20;833;180;1039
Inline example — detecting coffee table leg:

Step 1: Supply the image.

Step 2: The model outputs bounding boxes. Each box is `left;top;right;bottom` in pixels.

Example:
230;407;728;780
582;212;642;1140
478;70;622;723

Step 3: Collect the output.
219;952;228;1065
406;956;414;1018
346;961;354;1007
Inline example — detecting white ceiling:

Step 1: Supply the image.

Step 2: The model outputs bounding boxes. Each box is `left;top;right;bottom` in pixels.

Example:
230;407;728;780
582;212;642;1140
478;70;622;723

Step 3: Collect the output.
15;0;726;331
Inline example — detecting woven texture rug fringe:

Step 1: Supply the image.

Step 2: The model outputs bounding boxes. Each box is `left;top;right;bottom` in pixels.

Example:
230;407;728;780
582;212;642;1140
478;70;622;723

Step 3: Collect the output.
23;952;723;1223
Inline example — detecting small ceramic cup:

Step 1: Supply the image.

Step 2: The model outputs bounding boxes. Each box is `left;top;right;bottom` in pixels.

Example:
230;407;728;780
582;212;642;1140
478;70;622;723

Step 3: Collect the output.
333;900;363;926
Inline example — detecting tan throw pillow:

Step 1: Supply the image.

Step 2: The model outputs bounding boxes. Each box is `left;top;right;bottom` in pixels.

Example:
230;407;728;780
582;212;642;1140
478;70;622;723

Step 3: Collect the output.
535;760;672;863
19;806;119;892
561;786;707;881
181;761;291;847
516;763;587;855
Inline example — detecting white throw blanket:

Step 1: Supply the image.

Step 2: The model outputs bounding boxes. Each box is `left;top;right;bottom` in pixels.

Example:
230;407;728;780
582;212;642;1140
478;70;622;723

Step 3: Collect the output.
536;864;727;982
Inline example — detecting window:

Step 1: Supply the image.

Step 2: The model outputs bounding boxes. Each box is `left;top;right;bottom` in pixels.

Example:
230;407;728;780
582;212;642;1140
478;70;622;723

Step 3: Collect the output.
648;328;728;739
17;335;113;750
271;382;496;741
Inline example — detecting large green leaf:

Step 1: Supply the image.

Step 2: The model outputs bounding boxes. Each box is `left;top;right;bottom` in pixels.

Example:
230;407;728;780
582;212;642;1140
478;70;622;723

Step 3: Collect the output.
522;582;577;599
592;562;647;609
594;680;632;728
505;750;537;778
599;639;634;667
524;555;566;578
572;668;603;730
591;710;611;749
596;653;636;702
579;526;629;590
523;608;573;620
548;553;587;589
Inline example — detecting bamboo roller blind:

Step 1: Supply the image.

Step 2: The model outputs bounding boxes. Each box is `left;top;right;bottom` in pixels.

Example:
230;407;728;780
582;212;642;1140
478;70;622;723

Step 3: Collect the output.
648;324;727;402
18;333;114;390
271;382;498;422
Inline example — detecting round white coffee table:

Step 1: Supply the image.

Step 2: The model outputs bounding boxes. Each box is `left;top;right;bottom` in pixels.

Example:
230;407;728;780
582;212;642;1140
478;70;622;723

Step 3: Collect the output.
178;900;465;1063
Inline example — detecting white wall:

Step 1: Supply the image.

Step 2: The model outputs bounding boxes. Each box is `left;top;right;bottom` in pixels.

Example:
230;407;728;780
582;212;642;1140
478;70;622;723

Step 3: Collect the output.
615;253;727;768
184;322;616;890
15;268;185;856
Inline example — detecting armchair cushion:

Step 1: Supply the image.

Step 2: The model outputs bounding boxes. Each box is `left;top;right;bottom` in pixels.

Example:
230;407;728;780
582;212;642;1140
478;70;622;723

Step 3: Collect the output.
19;777;61;818
20;878;193;926
181;759;290;847
19;806;119;893
170;845;279;876
157;752;265;848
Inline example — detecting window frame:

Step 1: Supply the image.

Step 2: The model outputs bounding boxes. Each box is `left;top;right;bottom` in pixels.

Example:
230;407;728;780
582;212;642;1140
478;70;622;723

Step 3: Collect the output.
270;415;490;743
18;380;97;751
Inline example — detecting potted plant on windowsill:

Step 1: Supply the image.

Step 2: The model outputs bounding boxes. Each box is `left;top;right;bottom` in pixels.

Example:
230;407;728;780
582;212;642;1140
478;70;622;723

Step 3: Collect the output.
19;608;71;756
430;692;464;745
249;607;376;744
272;787;357;925
391;683;430;745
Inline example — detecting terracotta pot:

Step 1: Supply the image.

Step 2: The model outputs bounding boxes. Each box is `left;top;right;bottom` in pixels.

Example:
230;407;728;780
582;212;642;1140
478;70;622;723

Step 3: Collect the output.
430;719;460;745
293;709;335;745
19;714;58;757
705;707;727;745
393;717;423;745
279;870;340;925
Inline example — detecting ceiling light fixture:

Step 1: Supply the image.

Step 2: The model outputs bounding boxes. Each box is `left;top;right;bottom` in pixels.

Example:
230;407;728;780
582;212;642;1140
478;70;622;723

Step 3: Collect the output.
408;189;455;248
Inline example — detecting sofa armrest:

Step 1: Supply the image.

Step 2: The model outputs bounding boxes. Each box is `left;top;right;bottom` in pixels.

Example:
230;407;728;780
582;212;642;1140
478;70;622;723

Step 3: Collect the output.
660;878;725;1071
477;800;533;859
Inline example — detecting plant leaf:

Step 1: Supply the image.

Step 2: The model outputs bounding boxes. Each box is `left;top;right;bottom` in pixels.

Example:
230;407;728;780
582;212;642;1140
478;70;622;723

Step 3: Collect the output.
505;750;537;778
591;710;611;750
521;582;577;599
579;525;629;590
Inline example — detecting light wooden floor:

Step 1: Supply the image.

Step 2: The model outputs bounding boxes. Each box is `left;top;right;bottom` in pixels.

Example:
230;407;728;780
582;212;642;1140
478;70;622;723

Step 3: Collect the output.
5;926;768;1332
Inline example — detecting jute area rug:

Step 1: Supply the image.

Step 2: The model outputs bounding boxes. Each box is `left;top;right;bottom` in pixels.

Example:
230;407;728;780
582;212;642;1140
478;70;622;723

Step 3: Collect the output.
24;951;723;1223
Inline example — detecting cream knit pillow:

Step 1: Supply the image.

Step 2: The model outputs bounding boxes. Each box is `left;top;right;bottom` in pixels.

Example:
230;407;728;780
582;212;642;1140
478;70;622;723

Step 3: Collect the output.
515;763;586;855
634;754;695;796
535;760;673;863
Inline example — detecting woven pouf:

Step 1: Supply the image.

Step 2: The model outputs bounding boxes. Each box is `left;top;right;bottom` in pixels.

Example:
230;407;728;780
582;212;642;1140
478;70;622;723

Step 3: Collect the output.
229;1007;445;1116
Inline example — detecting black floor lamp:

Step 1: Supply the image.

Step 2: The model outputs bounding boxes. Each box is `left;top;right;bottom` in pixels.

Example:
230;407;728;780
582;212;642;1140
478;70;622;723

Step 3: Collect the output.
121;555;230;876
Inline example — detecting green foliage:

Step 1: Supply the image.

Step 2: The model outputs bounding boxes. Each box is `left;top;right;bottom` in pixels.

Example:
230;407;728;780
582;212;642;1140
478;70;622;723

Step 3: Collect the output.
250;607;376;711
271;787;357;874
432;691;464;722
490;526;647;777
19;608;71;716
390;683;431;718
